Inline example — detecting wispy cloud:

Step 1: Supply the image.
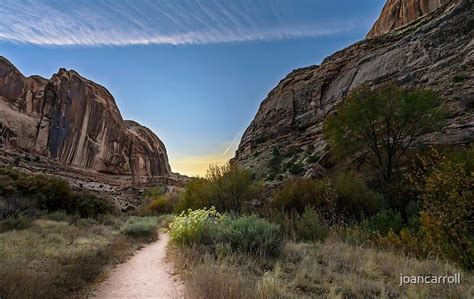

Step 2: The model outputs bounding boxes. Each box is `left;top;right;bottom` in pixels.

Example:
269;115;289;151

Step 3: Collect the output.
0;0;362;46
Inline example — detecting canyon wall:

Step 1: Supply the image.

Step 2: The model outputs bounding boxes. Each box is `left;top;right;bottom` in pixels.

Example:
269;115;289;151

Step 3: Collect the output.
0;57;171;185
368;0;448;38
234;0;472;179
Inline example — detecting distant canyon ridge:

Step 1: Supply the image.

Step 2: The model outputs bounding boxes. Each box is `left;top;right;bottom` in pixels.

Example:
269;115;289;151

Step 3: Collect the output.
234;0;473;179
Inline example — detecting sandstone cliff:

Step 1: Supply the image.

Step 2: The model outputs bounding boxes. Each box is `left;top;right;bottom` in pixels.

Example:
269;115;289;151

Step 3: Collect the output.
234;0;473;179
368;0;448;38
0;57;171;185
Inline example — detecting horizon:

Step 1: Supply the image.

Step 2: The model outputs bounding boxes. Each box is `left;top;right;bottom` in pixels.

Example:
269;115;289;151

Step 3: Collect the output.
0;0;385;176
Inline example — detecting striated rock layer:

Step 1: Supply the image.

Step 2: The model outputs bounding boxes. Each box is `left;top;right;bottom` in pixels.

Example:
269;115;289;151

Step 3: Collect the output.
368;0;448;38
0;57;171;185
234;0;473;179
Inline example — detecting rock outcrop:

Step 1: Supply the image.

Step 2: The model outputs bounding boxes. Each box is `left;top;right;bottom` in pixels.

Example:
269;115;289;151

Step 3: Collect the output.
0;57;171;185
234;0;473;179
367;0;447;38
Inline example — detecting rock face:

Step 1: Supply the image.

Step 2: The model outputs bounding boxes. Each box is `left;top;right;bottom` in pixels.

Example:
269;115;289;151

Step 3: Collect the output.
367;0;447;38
234;0;473;179
0;57;171;185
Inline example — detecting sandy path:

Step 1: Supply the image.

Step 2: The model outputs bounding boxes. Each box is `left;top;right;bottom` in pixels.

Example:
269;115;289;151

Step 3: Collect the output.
91;233;184;298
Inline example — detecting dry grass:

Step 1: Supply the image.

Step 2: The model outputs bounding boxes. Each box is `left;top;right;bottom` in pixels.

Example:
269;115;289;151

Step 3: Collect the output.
0;218;142;298
171;235;474;299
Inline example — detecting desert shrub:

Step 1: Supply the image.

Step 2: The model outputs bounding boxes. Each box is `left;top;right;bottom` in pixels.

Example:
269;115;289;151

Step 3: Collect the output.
453;72;468;83
272;178;336;222
46;211;71;222
76;217;98;227
294;207;329;242
0;215;31;232
0;175;17;196
144;196;169;214
16;174;73;212
175;178;213;212
0;167;21;180
224;215;282;257
138;188;182;216
142;186;166;198
411;150;473;270
332;172;384;222
307;153;319;163
169;207;226;246
268;147;282;172
157;214;175;228
0;195;37;220
70;190;116;218
375;228;429;258
0;168;115;218
361;210;404;236
288;162;304;175
121;216;158;240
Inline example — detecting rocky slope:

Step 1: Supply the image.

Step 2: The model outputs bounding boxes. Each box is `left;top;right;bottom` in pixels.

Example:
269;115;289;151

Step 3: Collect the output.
234;0;473;179
0;57;171;186
367;0;448;38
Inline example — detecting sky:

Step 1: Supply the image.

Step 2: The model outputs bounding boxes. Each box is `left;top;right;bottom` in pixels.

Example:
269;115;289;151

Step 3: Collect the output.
0;0;385;176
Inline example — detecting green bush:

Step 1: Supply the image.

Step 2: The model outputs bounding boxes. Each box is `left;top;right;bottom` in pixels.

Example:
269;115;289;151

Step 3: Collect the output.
272;178;336;221
0;167;115;219
121;216;158;240
0;195;38;220
16;174;73;212
46;211;72;222
294;207;329;242
0;175;17;196
142;186;166;198
362;210;404;236
288;162;304;175
71;191;116;219
224;215;282;257
0;215;31;232
332;172;384;222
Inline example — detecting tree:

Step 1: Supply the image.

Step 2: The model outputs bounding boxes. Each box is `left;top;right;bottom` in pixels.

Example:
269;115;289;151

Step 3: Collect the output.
176;163;262;214
410;149;473;270
324;82;442;184
206;163;261;214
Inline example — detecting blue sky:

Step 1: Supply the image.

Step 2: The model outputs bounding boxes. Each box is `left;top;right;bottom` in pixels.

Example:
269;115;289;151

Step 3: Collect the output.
0;0;385;176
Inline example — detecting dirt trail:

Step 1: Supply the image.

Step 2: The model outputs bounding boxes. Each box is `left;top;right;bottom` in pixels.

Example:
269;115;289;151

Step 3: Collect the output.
91;233;184;298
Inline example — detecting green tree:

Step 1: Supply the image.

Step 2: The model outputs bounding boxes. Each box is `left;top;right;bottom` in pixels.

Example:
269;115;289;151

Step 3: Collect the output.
206;163;261;214
176;163;262;214
324;82;442;184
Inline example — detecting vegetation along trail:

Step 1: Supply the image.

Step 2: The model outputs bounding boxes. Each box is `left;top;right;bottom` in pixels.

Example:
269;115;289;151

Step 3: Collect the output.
91;233;183;298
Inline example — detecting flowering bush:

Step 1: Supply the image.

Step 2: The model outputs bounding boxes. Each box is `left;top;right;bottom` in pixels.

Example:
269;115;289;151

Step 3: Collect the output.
169;207;226;246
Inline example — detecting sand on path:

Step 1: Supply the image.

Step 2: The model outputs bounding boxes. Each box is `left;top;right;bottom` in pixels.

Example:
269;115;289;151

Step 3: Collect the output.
91;233;184;298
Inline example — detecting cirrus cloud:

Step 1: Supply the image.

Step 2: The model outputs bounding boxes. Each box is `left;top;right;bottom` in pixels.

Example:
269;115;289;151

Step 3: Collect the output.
0;0;364;46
